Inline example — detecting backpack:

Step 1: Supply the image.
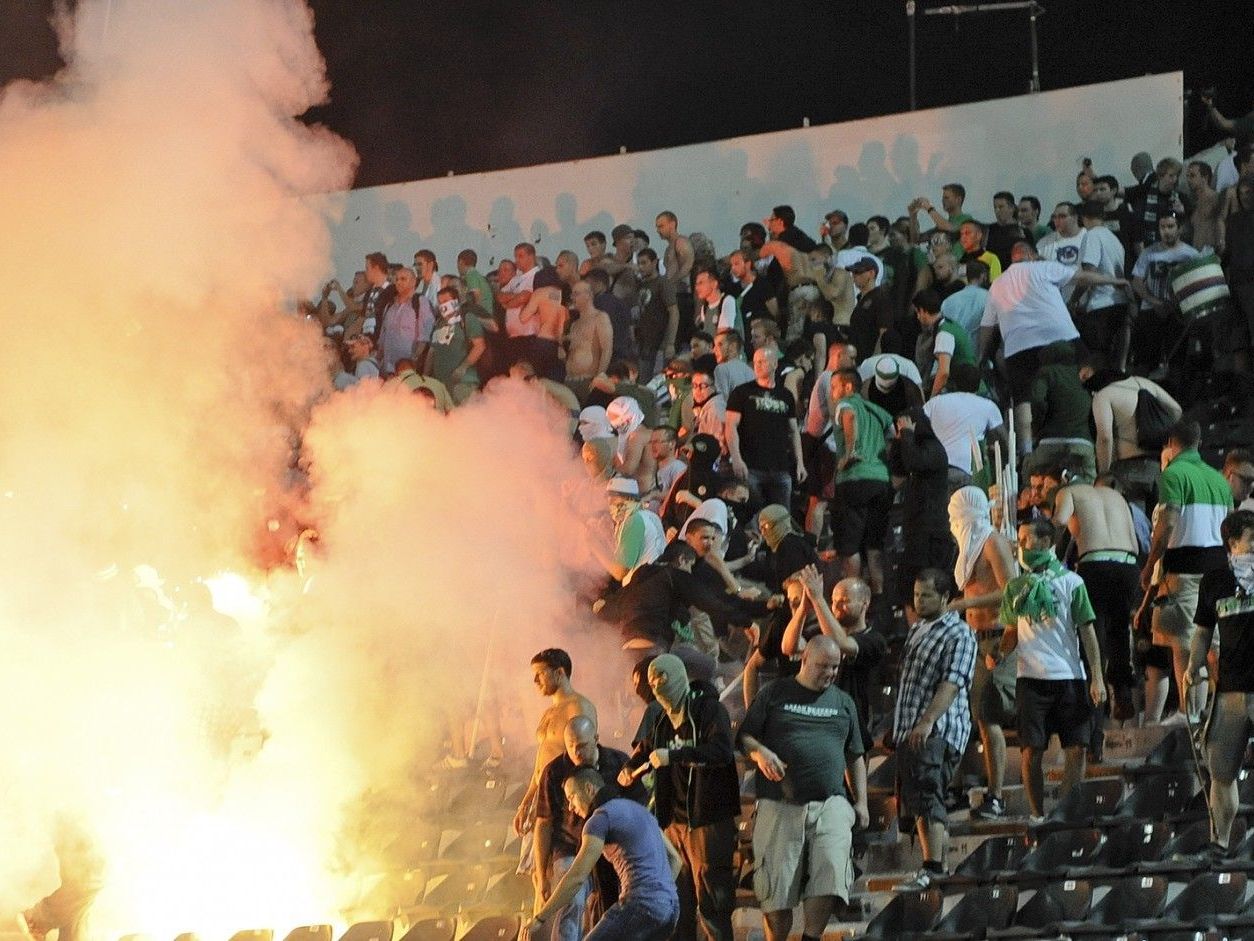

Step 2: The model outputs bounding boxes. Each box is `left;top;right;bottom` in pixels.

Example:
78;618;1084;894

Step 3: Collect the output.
1134;386;1175;452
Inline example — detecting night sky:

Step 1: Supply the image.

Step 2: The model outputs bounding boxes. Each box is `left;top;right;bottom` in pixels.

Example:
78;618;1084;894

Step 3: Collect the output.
4;0;1252;189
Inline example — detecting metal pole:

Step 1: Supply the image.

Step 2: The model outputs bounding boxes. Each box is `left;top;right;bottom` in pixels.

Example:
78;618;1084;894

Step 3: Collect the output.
907;0;917;110
1028;1;1041;92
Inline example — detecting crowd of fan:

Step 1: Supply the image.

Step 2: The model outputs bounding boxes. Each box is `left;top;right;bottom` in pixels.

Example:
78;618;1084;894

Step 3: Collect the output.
303;123;1254;941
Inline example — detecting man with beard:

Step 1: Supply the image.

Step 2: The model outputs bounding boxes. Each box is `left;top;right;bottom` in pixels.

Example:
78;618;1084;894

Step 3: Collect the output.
533;716;647;941
738;637;868;941
887;408;956;622
689;370;727;457
514;650;599;857
623;654;740;941
986;191;1035;270
948;487;1018;820
892;570;978;890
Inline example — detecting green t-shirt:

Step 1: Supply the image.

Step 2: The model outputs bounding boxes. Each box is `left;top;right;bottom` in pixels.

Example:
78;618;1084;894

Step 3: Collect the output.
428;311;484;385
738;677;864;803
463;268;494;315
935;319;976;370
832;396;891;484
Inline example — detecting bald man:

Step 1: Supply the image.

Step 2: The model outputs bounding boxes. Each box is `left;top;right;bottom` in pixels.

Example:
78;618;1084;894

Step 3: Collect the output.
786;566;888;751
533;715;646;941
739;636;868;941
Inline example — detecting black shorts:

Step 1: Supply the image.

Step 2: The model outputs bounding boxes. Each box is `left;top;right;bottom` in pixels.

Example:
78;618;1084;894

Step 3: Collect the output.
896;734;962;826
801;434;836;499
831;479;893;556
1016;677;1092;750
1005;339;1082;402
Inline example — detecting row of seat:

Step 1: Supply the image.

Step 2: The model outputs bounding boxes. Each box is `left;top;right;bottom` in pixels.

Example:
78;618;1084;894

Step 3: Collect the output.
858;871;1251;940
160;918;521;941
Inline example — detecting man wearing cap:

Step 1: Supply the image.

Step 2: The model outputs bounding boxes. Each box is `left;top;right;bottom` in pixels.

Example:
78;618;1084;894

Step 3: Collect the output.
623;654;740;941
592;478;668;585
726;347;807;512
847;257;895;364
860;354;924;421
601;224;641;311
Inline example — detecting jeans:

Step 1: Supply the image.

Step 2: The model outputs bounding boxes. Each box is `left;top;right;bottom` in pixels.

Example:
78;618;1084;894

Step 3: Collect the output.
585;896;679;941
543;855;589;941
747;468;792;514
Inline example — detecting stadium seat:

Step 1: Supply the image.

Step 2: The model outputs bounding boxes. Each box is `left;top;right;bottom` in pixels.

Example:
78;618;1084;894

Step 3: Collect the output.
480;869;533;913
1156;871;1247;927
1008;828;1105;882
1055;875;1167;935
1115;769;1199;820
864;793;899;844
1088;819;1173;876
1125;727;1193;778
1037;777;1124;831
854;888;942;939
282;927;332;941
458;916;520;941
401;821;442;866
928;884;1019;940
987;879;1091;938
395;920;455;941
335;922;392;941
439;819;510;860
867;753;896;793
228;930;272;941
420;864;489;910
1142;817;1248;873
949;834;1031;886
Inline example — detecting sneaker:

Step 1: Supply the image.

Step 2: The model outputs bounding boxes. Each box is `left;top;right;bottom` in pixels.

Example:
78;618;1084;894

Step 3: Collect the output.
973;795;1006;820
1027;814;1046;828
894;867;943;892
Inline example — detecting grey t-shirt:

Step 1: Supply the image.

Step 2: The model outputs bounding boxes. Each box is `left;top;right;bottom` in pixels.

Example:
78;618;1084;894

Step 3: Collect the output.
738;677;864;804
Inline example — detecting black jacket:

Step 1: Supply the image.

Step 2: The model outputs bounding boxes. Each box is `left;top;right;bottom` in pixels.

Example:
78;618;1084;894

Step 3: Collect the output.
595;563;764;646
887;415;950;537
628;680;740;828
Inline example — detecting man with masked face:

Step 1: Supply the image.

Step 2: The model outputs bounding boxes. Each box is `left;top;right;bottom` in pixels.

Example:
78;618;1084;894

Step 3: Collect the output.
621;654;739;941
1185;509;1254;866
424;285;485;404
755;504;820;596
606;396;655;495
947;487;1018;820
999;519;1105;822
595;478;667;585
738;637;868;941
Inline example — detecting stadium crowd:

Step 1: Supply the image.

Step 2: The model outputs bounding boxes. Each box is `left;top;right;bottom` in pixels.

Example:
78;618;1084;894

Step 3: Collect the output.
304;123;1254;941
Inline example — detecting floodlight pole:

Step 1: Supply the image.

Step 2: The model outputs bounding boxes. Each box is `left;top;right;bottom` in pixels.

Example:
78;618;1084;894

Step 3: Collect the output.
911;2;1046;99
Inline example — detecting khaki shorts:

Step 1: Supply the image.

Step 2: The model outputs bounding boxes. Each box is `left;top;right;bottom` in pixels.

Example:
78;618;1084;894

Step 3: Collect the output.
752;796;855;912
1207;692;1254;783
1151;572;1203;646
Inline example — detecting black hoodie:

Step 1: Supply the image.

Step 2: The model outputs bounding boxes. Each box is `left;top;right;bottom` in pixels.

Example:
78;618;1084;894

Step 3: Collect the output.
628;680;740;828
887;410;950;538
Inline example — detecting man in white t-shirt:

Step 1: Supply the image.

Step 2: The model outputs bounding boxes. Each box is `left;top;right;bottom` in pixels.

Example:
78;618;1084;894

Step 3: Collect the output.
1034;203;1086;299
979;242;1129;458
497;242;541;365
1129;213;1199;373
922;364;1008;492
1076;202;1132;370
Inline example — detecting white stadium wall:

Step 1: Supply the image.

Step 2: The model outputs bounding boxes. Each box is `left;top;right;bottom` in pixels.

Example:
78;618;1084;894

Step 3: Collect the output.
326;72;1182;278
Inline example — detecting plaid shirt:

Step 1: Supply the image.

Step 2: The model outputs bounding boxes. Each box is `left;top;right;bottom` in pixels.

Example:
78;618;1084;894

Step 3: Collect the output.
892;609;978;753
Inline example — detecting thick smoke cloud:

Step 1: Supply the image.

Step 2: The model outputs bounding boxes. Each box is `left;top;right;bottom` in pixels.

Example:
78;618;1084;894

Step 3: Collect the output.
0;1;611;937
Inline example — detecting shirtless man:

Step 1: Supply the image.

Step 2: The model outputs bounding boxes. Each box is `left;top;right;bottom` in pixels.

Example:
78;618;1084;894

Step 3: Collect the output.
514;649;599;846
948;486;1018;819
1044;464;1140;719
564;280;613;388
519;284;570;381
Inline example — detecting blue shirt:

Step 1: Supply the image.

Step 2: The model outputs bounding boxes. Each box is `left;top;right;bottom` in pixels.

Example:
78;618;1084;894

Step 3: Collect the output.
583;797;678;917
939;284;988;350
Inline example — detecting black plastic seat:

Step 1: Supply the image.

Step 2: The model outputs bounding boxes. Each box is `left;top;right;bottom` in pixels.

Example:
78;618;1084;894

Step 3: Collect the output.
867;752;897;793
336;923;392;941
988;879;1092;938
1006;827;1105;882
1115;769;1199;820
421;864;489;909
855;887;942;939
396;921;456;941
283;928;332;941
1142;817;1246;874
928;884;1019;940
864;793;899;844
1055;875;1167;935
950;834;1031;885
459;917;520;941
439;819;510;860
1158;870;1248;927
1038;777;1124;831
1088;819;1173;875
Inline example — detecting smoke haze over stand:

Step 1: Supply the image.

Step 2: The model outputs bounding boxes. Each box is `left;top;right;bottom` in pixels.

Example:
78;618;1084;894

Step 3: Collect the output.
0;0;626;936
